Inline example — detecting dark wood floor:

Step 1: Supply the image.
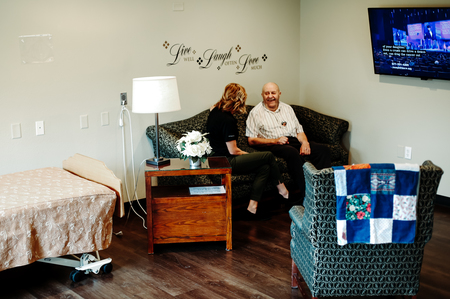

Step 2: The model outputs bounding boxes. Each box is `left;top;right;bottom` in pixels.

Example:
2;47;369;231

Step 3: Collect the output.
1;202;449;299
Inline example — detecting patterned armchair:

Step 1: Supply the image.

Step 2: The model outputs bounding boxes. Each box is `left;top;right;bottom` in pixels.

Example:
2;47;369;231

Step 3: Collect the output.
289;161;443;299
146;104;349;204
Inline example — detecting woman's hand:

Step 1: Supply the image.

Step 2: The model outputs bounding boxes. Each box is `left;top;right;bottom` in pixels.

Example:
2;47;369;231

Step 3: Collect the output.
226;140;248;155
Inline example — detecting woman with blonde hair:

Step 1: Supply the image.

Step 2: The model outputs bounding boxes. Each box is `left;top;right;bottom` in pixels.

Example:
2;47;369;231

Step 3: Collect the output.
206;83;289;220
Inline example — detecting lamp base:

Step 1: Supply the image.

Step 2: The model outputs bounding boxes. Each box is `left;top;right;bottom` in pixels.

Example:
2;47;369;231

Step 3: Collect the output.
146;157;171;166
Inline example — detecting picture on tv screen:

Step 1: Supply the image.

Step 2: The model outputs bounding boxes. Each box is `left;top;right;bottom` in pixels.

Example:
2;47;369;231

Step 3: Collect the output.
368;8;450;81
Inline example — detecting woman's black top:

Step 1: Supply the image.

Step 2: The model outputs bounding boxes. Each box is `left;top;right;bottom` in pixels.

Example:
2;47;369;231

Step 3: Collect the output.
206;107;238;157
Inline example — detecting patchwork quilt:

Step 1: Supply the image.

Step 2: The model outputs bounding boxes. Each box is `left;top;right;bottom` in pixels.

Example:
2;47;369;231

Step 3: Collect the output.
332;163;420;246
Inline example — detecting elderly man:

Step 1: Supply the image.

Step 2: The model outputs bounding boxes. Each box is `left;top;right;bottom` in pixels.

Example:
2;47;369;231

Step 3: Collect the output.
246;82;331;202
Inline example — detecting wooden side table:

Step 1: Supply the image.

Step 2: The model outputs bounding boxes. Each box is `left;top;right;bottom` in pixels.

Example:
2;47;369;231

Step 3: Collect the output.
144;156;232;254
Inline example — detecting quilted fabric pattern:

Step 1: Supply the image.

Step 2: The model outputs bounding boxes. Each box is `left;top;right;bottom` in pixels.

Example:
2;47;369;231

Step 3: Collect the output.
0;167;116;271
289;160;443;297
146;105;349;202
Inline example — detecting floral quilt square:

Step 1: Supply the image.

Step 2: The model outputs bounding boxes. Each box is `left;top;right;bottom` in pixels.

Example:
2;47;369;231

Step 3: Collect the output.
346;194;371;220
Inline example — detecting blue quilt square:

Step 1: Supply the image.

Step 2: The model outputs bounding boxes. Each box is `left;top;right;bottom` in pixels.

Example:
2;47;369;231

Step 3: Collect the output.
347;219;370;243
370;163;395;170
392;220;416;243
395;170;420;196
371;193;393;218
371;169;395;194
346;169;371;194
336;195;347;220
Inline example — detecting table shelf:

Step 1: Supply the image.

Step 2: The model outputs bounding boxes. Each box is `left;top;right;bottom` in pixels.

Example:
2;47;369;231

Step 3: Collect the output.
151;185;226;202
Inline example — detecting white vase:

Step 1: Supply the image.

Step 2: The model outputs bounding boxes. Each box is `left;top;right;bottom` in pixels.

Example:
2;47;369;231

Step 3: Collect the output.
189;157;201;168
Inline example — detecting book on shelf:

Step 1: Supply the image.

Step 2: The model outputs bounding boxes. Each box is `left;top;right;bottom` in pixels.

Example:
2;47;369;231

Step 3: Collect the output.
189;186;226;195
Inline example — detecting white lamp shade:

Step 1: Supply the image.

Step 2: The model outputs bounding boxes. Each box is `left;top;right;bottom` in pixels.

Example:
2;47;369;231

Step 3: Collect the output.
132;76;181;114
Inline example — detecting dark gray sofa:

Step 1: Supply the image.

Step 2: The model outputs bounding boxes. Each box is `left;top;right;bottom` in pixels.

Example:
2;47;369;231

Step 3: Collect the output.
146;104;349;204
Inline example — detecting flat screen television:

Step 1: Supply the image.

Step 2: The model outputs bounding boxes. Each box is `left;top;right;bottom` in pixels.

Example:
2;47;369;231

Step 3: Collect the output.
368;7;450;81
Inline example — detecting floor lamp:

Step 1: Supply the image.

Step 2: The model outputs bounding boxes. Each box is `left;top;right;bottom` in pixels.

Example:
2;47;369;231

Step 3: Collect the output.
132;76;181;166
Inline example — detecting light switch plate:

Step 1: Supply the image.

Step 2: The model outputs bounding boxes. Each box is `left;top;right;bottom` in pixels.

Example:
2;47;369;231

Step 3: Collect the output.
11;123;21;139
101;112;109;126
80;115;89;129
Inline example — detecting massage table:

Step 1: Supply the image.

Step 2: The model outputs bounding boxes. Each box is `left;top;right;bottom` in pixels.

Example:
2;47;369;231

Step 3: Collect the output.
0;154;124;282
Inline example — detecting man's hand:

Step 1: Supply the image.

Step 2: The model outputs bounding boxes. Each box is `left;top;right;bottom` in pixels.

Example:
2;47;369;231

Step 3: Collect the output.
300;142;311;156
297;132;310;155
277;136;289;145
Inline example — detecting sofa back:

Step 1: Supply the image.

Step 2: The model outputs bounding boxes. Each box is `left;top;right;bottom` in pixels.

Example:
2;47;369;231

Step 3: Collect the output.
146;104;349;165
292;105;348;145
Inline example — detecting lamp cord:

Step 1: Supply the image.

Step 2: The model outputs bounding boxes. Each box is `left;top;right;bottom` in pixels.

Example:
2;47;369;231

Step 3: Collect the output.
120;106;148;230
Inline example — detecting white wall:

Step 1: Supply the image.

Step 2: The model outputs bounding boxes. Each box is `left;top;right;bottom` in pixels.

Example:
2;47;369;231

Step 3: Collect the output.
299;0;450;196
5;0;447;200
0;0;300;201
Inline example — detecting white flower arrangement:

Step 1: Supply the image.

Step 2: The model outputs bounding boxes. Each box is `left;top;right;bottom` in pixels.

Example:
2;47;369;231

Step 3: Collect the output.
176;130;213;163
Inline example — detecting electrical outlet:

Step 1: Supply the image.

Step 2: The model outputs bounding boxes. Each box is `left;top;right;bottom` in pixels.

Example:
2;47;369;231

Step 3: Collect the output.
405;146;412;160
120;92;127;106
36;121;44;135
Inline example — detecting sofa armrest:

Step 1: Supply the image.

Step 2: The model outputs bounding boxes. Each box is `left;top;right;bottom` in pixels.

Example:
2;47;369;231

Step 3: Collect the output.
146;109;211;159
292;105;349;145
146;126;181;158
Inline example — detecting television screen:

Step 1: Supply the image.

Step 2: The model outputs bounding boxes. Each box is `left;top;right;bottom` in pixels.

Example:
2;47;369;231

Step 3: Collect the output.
368;8;450;81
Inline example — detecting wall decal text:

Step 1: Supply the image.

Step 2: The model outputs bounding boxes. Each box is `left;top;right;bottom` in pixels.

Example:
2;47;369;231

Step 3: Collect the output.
164;42;267;75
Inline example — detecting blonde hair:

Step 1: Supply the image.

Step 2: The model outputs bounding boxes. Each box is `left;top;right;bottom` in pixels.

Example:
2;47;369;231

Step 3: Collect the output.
214;83;247;115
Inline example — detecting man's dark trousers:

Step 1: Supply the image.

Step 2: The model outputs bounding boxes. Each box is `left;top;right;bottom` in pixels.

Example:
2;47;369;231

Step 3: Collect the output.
263;137;331;199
